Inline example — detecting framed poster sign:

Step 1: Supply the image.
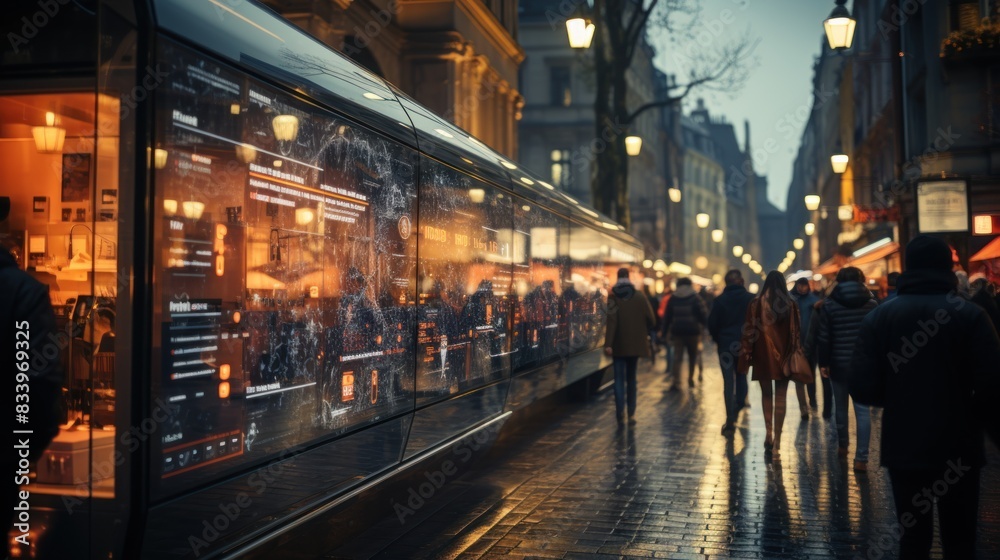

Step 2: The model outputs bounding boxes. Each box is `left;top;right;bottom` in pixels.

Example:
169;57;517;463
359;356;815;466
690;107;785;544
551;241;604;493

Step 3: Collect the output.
61;153;92;203
916;180;969;233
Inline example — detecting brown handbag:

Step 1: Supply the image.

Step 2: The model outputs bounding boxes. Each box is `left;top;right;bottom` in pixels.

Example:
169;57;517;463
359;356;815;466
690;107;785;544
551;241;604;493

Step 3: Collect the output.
782;344;813;384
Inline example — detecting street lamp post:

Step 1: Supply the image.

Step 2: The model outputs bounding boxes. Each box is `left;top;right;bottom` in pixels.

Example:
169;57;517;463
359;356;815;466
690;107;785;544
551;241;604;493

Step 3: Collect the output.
824;0;857;50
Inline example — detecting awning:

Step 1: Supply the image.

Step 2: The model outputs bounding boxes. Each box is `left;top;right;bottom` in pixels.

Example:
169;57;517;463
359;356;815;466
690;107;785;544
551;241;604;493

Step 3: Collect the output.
851;242;900;266
971;236;1000;262
814;257;841;276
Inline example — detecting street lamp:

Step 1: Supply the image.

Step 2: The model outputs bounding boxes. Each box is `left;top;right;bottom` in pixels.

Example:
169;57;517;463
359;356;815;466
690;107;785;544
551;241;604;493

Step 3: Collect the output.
696;212;710;228
793;238;805;250
566;14;595;49
804;222;816;236
668;187;682;203
625;135;642;156
732;245;744;258
742;253;752;264
787;250;796;259
831;153;849;173
804;194;821;211
711;229;724;243
824;0;856;50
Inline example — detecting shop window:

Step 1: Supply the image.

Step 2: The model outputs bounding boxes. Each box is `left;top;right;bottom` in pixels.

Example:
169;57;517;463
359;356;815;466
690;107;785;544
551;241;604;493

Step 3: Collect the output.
550;149;573;190
549;66;571;107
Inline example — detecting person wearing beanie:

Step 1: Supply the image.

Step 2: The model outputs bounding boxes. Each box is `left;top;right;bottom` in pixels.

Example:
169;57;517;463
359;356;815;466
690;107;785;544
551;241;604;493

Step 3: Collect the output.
604;267;655;426
851;235;1000;559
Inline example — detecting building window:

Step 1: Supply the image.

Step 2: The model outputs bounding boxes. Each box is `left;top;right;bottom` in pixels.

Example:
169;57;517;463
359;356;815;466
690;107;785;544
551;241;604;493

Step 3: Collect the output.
550;149;573;189
549;66;571;106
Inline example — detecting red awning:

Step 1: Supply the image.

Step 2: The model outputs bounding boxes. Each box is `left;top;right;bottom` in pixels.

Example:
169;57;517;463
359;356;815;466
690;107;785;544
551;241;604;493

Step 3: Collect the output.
851;242;900;266
970;236;1000;262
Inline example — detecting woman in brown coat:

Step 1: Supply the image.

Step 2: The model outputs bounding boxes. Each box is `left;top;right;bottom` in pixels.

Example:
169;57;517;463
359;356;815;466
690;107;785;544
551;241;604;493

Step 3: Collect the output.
738;270;801;459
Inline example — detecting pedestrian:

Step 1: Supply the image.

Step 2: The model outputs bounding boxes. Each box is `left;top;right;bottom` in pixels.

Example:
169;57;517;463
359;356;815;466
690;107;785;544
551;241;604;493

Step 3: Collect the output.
2;201;64;536
604;267;656;426
708;270;755;435
790;278;820;418
663;277;708;390
816;266;878;472
657;286;673;374
969;274;1000;331
738;270;800;460
802;294;833;419
851;235;1000;560
642;284;661;362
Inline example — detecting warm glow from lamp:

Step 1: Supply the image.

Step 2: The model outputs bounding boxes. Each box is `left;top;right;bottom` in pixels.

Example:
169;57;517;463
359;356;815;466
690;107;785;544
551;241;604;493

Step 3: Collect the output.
830;153;849;173
787;251;796;259
695;256;709;270
295;207;315;225
32;111;65;154
235;143;257;163
272;114;299;141
182;201;206;220
824;0;857;50
839;204;855;221
163;199;178;216
805;194;821;211
230;103;241;115
468;188;485;203
749;283;759;294
804;222;816;236
566;17;595;49
642;259;653;269
733;245;744;258
696;213;710;228
625;135;642;156
154;148;168;169
793;238;805;250
668;187;682;203
711;229;724;243
742;253;752;264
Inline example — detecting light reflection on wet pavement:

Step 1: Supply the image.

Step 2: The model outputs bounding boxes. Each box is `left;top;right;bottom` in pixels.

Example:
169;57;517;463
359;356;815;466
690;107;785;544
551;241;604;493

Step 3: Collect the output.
329;344;1000;559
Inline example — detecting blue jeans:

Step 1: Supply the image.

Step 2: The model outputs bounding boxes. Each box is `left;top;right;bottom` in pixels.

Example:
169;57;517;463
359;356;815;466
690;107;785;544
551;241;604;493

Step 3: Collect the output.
613;356;639;419
831;377;871;461
718;350;747;424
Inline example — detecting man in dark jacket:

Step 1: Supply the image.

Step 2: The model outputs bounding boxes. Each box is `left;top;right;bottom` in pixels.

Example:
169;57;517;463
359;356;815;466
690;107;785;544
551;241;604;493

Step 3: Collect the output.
707;270;754;434
663;277;708;390
604;268;655;425
791;278;823;415
817;266;878;471
2;233;64;535
851;236;1000;560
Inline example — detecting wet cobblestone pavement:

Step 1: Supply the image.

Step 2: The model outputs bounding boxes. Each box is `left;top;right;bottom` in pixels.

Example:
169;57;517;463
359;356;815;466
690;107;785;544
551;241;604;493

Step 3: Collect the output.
327;346;1000;559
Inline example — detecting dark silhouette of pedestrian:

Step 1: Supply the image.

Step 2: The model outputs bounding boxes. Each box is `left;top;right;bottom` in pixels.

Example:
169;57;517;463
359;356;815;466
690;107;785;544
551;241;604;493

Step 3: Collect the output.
738;270;800;461
852;235;1000;560
663;277;707;389
790;277;821;418
708;270;754;435
816;266;878;472
604;268;655;426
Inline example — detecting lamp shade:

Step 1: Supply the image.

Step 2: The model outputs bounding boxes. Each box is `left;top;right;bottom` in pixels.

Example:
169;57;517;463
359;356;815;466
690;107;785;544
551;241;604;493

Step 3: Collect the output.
711;229;724;243
272;115;299;141
32;112;65;154
668;187;682;203
804;222;816;236
830;153;849;173
732;245;744;258
566;17;595;49
804;194;821;211
624;135;642;156
824;0;856;50
695;213;710;228
793;238;805;250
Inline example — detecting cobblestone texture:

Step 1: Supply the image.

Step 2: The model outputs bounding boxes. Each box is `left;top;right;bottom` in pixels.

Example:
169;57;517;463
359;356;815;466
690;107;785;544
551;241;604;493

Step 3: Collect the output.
326;345;1000;559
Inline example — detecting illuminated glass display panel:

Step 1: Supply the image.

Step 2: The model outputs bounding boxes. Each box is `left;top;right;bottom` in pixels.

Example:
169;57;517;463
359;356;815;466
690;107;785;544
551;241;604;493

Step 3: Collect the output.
151;40;416;497
510;204;571;371
415;159;512;405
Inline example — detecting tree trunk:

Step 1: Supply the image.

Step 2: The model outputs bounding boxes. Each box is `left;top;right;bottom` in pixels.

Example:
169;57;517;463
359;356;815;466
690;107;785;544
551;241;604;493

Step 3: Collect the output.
591;0;631;227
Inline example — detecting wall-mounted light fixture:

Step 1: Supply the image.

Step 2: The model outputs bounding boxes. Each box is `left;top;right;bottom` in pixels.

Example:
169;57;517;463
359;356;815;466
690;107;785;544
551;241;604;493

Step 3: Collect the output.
32;111;65;154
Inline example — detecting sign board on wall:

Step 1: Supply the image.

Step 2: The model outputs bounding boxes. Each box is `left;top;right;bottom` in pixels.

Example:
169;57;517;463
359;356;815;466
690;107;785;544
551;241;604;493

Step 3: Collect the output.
916;180;969;233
